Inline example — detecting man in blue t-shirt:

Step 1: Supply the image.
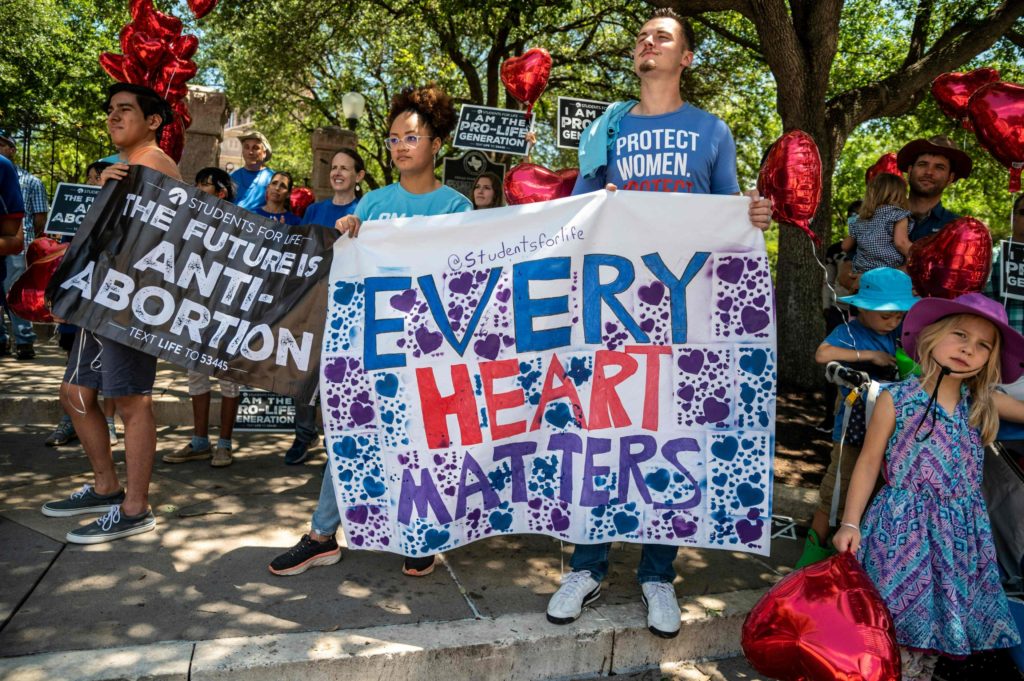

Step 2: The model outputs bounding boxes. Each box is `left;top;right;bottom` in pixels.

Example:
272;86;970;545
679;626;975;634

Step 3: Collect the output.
0;154;25;258
895;135;970;242
550;7;772;641
231;130;275;211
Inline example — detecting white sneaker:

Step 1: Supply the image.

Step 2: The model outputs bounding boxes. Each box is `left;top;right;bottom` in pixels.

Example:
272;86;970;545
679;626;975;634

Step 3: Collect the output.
641;581;681;638
546;570;601;624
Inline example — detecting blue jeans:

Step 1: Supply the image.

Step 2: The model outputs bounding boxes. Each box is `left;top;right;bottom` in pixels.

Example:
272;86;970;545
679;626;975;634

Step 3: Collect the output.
1;254;37;346
570;542;679;584
310;465;341;536
294;403;318;443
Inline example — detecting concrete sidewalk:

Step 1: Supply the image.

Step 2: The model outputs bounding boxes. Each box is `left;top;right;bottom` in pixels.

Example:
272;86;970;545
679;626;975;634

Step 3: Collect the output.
0;339;813;680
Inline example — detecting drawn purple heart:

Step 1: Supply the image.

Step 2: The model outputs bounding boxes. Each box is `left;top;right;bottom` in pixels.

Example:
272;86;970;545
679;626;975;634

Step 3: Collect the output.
390;289;417;312
702;397;729;423
717;296;733;312
345;506;369;524
326;394;340;408
637;281;665;306
740;306;770;334
677;350;704;374
677;384;695;402
735;517;764;544
415;326;443;354
324;357;348;383
551;509;570;532
496;287;511;303
752;295;766;306
671;516;698;538
528;498;543;510
449;272;474;294
716;259;744;284
350;402;375;426
640;318;656;333
448;304;464;321
746;258;759;271
473;333;501;360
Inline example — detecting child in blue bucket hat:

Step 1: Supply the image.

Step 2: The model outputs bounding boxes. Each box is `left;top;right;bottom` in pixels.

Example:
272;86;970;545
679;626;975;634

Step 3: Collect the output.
796;267;919;568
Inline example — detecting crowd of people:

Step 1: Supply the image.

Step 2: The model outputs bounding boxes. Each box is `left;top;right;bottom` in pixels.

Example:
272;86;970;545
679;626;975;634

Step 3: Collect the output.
2;7;1023;677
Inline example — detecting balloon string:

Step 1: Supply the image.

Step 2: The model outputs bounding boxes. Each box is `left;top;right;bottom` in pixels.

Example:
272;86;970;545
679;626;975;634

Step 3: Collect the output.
809;236;860;358
526;112;535;163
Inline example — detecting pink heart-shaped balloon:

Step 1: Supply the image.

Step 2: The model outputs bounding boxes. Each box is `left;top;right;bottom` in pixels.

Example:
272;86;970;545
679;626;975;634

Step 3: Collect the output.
968;81;1024;192
500;48;552;115
907;216;992;299
503;163;578;205
742;552;899;681
931;68;1000;130
757;130;822;244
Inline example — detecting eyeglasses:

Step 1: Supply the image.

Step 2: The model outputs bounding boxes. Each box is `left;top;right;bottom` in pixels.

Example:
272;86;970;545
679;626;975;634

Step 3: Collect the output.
385;134;434;150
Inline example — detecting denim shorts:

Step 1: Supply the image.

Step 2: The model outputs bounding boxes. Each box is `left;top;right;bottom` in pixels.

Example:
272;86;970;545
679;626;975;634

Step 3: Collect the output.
63;331;157;398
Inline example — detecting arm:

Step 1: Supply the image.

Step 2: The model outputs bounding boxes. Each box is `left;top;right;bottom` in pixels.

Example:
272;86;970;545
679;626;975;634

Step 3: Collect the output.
0;218;23;256
815;341;896;368
841;235;856;252
893;217;911;258
836;259;860;292
995;391;1024;423
832;391;895;553
31;212;46;240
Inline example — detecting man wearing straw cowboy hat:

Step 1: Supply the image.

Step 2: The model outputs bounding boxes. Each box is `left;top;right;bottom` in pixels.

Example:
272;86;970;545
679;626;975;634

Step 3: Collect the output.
895;134;972;242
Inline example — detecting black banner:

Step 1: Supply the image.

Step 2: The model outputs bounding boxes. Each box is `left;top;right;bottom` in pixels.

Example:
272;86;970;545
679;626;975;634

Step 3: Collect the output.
45;182;102;237
47;166;335;403
234;389;296;431
1001;240;1024;301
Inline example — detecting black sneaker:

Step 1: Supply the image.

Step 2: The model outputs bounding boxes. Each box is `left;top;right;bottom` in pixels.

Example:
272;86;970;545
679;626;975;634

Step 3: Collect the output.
284;437;318;465
66;506;156;544
15;343;35;360
268;534;341;575
41;484;126;517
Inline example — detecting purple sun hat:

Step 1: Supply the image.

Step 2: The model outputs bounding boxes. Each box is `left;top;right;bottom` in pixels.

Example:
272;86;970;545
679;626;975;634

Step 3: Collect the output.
902;292;1024;383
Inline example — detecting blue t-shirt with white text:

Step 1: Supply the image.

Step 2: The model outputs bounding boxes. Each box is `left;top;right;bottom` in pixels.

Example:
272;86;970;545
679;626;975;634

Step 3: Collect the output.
355;182;472;221
231;167;275;211
573;103;739;196
301;198;359;227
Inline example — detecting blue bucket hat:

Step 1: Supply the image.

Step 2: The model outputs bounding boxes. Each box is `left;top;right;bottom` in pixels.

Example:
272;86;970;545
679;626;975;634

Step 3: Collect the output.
838;267;919;311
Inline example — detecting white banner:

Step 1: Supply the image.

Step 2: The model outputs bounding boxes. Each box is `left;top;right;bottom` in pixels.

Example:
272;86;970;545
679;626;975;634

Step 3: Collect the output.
322;191;776;556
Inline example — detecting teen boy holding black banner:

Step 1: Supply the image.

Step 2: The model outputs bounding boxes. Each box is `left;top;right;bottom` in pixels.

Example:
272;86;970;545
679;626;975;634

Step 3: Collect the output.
42;83;182;544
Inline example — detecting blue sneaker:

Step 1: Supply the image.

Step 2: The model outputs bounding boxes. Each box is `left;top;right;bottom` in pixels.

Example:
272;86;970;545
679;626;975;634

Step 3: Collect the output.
284;436;318;465
66;505;156;544
42;484;125;517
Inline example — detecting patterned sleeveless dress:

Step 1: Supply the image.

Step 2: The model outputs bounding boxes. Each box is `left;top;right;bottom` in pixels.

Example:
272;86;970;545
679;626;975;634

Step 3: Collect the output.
858;378;1020;655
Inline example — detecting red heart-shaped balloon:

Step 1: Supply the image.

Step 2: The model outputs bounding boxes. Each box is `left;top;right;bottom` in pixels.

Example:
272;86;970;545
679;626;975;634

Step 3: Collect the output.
187;0;218;19
907;216;992;298
172;34;199;60
99;52;128;81
864;152;901;185
757;130;822;244
290;187;316;218
968;81;1024;192
742;552;899;681
130;0;183;41
171;98;192;129
127;32;171;71
7;238;69;324
157;57;198;88
158;115;185;163
932;68;1000;130
503;163;578;205
500;48;552;115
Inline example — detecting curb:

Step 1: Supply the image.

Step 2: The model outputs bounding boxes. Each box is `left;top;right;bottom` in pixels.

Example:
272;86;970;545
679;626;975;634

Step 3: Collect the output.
0;588;765;681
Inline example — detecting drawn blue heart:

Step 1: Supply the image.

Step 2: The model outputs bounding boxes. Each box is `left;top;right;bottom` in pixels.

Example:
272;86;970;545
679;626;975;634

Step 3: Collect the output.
613;511;639;534
375;373;399;398
644;468;670;493
711;437;738;461
381;410;395;424
362;476;386;498
712;473;728;486
334;281;356;305
736;483;764;507
424;529;450;549
739;349;768;375
489;511;513;531
334;437;358;459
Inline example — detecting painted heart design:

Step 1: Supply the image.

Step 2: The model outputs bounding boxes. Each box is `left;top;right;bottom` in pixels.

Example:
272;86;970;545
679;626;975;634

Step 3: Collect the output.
500;48;552;114
323;357;348;383
612;511;640;535
415;326;444;354
716;258;745;284
345;505;369;524
551;509;570;532
735;516;764;544
739;349;768;375
424;529;450;550
473;333;501;361
637;281;665;306
932;67;1000;130
389;289;416;312
742;552;899;681
907;216;992;298
676;349;704;374
504;163;578;205
711;437;738;461
375;373;399;398
489;511;514;531
736;483;765;508
349;401;375;426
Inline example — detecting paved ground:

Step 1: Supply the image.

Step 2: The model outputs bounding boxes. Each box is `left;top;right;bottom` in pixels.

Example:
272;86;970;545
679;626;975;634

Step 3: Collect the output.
0;336;806;679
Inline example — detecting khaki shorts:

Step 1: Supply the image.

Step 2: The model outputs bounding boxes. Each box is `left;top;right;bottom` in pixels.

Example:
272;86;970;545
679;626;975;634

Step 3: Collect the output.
187;370;241;398
817;440;862;517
